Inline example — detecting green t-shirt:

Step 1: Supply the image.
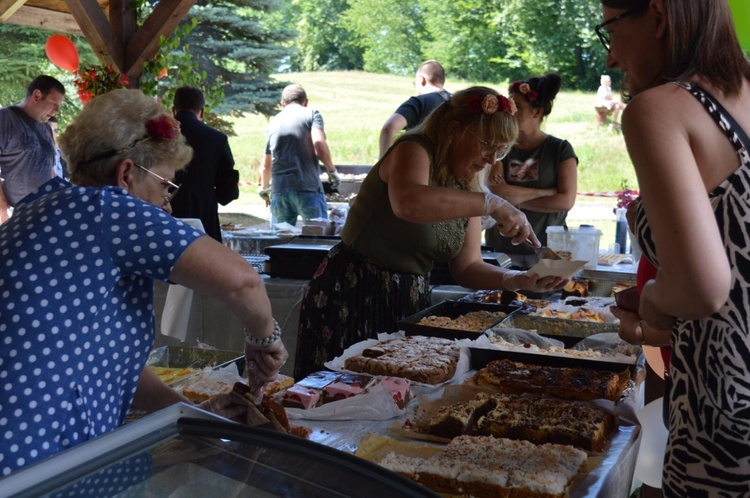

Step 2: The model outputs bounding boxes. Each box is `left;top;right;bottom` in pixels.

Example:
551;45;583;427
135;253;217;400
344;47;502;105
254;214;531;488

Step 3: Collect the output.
341;135;469;275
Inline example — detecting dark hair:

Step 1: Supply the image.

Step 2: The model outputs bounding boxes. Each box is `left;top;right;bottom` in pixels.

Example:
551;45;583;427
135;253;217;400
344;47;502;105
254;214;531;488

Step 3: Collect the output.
281;84;307;105
602;0;750;96
417;60;446;86
173;86;205;113
509;73;562;118
26;75;65;98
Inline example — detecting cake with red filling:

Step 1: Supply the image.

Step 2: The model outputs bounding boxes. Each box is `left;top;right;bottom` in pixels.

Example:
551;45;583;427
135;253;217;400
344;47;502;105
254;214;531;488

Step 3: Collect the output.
380;376;410;408
323;381;365;403
281;384;321;410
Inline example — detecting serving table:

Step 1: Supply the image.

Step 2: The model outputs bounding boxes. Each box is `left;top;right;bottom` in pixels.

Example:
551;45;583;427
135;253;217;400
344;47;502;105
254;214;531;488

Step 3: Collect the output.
295;369;642;498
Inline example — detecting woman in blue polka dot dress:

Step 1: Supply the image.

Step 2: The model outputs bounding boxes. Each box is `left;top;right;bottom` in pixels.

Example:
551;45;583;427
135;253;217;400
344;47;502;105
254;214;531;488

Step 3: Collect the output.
0;89;288;476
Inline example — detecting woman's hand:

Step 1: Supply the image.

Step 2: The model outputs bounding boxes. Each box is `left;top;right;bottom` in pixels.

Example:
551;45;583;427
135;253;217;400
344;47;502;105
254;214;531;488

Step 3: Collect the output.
244;339;289;383
504;271;567;293
484;192;537;246
609;306;643;344
610;305;673;346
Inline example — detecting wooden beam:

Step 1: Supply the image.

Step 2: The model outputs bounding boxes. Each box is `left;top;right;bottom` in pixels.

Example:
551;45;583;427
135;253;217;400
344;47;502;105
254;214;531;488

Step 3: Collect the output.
123;0;195;76
3;4;82;34
64;0;122;70
0;0;27;22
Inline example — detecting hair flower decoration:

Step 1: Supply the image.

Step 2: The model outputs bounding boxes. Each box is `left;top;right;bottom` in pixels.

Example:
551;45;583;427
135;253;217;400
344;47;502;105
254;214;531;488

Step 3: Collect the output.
499;95;517;115
510;81;538;103
481;94;499;114
146;115;179;141
466;93;516;115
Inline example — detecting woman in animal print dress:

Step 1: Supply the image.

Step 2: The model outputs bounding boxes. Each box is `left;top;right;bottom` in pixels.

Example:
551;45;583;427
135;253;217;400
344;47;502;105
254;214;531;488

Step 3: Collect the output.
599;0;750;495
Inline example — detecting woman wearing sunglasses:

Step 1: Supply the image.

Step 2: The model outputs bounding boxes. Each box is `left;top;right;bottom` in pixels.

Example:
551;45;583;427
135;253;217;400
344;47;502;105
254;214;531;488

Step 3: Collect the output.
484;74;578;260
0;89;288;476
293;86;568;379
598;0;750;495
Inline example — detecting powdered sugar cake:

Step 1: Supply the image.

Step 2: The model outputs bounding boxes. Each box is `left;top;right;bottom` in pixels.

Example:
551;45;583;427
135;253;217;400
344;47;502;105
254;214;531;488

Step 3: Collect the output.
378;435;587;498
343;335;460;385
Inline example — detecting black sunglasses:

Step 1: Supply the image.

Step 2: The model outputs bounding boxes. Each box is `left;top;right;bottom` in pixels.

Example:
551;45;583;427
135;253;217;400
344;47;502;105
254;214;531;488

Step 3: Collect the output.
595;6;647;53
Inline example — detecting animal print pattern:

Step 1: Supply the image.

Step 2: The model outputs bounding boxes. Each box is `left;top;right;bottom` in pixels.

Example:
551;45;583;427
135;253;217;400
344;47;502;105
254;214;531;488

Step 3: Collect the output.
633;82;750;496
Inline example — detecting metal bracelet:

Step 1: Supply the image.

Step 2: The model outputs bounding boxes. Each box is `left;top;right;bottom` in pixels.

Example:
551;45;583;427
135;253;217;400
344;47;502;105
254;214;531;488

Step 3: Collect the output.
244;318;281;347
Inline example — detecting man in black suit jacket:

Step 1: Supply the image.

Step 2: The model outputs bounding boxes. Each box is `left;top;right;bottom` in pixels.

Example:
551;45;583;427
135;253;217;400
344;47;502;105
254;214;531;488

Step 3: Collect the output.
171;86;239;242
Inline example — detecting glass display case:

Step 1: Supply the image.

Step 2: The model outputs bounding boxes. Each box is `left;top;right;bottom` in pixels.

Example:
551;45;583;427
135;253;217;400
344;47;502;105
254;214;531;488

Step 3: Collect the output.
0;403;438;498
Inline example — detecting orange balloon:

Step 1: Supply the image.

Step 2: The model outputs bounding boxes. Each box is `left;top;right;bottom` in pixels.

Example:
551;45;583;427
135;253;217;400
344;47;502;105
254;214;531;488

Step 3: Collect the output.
45;35;79;72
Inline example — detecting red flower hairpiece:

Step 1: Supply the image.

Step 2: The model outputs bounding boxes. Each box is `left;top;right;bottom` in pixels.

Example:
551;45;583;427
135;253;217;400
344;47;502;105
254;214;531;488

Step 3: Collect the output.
146;115;179;141
466;93;516;115
510;81;538;103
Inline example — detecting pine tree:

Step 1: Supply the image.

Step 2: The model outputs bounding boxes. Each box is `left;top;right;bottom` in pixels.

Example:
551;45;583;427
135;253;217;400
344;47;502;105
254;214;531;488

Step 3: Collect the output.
183;0;296;118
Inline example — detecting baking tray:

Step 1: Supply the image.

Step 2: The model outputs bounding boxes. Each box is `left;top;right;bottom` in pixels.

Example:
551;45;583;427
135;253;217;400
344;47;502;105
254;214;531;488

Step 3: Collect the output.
497;313;617;347
469;346;637;375
398;301;520;340
148;346;245;378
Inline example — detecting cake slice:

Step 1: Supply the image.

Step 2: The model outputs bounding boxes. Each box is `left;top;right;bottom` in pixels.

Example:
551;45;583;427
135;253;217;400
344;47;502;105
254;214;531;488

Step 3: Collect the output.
281;385;320;410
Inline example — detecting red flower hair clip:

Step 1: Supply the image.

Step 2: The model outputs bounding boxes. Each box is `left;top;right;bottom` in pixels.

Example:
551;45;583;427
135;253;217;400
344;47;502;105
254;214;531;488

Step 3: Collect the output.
510;81;538;103
465;94;516;115
146;115;180;141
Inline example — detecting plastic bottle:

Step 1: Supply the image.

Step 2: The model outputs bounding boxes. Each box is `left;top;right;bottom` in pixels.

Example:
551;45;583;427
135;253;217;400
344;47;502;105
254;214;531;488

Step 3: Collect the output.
615;208;628;254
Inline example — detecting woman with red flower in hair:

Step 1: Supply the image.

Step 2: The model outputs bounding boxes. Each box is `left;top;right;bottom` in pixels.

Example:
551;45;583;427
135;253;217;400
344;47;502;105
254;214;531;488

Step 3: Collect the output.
294;86;568;378
484;74;578;264
0;89;287;476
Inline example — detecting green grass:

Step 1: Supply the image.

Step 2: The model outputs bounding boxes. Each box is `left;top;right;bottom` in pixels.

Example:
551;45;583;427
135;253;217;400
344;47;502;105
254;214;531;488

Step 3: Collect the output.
226;71;637;194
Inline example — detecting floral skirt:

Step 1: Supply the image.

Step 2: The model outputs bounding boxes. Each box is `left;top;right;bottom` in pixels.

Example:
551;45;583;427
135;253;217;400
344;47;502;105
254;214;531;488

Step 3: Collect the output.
293;242;430;379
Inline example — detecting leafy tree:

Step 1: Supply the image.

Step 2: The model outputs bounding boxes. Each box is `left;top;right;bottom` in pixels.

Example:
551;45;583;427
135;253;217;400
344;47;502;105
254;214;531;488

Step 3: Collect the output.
340;0;426;75
421;0;507;83
497;0;607;90
136;0;295;131
284;0;363;71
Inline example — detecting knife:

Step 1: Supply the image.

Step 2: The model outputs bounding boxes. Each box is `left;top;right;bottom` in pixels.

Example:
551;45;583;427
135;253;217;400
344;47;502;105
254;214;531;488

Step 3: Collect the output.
245;360;265;405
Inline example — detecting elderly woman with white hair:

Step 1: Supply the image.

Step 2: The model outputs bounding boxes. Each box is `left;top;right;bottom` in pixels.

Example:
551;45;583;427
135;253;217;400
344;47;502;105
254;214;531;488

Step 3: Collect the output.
0;89;288;476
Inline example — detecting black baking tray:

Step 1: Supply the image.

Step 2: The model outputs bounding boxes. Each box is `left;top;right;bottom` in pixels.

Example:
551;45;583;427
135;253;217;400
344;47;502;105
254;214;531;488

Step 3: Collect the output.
469;346;637;375
398;301;520;340
496;314;618;348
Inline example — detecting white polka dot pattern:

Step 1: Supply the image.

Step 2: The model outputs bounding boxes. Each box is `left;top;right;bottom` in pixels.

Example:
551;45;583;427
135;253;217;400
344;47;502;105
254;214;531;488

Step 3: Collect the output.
0;179;203;476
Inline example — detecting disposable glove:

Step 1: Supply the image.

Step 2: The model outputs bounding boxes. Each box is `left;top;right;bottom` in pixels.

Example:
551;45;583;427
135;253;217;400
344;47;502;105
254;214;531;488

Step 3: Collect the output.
259;188;272;206
327;171;341;189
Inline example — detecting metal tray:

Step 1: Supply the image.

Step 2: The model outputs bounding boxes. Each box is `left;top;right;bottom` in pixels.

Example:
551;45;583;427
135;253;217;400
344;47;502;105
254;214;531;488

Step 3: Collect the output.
398;301;520;340
497;313;617;347
147;346;245;379
469;346;636;375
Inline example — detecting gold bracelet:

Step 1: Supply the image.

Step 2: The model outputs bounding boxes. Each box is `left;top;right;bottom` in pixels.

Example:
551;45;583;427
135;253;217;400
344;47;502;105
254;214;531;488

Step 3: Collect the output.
634;320;645;344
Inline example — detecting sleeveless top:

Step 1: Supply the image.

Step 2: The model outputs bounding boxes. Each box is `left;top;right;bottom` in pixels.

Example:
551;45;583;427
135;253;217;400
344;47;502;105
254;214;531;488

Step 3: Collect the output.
633;82;750;495
341;135;469;275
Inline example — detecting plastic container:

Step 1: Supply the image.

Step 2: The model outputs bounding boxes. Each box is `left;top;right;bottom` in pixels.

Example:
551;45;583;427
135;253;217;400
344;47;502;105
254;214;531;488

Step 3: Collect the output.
546;225;603;270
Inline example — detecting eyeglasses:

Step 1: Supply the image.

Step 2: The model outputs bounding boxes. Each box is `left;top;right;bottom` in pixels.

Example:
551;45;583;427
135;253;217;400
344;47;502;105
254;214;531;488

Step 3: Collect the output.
465;128;514;161
134;163;180;202
595;6;647;53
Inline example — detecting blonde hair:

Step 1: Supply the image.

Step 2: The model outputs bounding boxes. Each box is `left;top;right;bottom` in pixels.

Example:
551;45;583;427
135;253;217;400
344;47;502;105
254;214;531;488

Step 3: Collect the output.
410;86;518;190
59;89;193;186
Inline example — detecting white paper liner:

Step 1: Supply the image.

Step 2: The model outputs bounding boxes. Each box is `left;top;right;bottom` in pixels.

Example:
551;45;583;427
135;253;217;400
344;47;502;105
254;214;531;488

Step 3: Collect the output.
284;384;404;421
324;331;473;387
527;259;587;279
471;334;638;365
